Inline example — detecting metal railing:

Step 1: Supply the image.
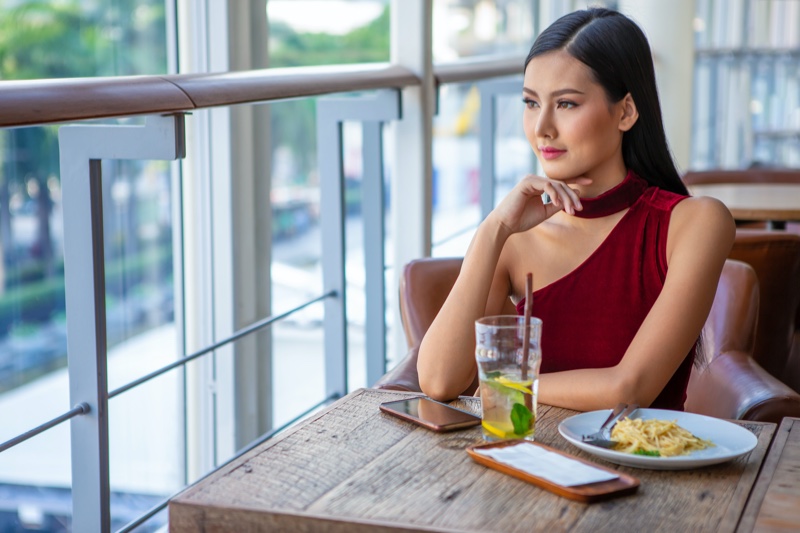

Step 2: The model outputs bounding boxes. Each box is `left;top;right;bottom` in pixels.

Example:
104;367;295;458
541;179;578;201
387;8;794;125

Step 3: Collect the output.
115;392;340;533
0;53;525;532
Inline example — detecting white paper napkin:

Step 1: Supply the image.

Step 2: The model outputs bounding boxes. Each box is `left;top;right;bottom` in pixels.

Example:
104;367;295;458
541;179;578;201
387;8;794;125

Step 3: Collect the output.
474;443;619;487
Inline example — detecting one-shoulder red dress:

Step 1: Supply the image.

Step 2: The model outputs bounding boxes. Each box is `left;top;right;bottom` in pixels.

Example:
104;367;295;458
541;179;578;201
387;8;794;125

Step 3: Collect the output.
515;171;694;410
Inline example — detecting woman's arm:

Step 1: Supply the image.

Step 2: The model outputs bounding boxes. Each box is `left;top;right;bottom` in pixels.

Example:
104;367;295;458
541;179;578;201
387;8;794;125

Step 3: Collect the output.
536;196;736;411
417;219;511;401
417;175;588;401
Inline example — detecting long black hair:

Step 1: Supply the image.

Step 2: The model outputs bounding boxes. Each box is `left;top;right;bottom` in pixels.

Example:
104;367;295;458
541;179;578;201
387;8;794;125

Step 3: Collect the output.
525;8;689;196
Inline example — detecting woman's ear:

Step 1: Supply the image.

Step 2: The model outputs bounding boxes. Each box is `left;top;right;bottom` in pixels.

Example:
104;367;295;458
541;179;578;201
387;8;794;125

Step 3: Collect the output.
618;93;639;132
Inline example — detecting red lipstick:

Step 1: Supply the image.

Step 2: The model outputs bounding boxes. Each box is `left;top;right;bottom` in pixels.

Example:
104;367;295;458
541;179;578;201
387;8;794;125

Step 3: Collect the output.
538;146;566;160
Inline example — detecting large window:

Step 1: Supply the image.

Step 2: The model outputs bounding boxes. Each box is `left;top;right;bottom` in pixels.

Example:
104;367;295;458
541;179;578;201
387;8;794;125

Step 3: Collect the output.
432;83;534;257
0;1;172;530
692;0;800;168
4;2;767;531
430;1;539;258
433;0;538;61
268;0;390;66
265;2;392;424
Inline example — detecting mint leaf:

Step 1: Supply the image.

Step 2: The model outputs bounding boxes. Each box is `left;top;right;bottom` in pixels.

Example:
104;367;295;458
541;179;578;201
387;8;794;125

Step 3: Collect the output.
510;403;533;435
633;449;660;456
484;371;502;379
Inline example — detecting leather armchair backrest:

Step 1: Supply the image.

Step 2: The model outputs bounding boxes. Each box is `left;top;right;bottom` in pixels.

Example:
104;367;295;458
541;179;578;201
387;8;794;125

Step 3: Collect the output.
399;257;462;349
399;257;515;349
728;229;800;385
700;259;759;363
686;260;761;418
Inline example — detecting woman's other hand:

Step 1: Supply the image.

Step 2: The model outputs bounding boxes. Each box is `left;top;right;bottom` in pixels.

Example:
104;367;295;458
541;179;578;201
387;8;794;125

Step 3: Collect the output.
488;174;592;236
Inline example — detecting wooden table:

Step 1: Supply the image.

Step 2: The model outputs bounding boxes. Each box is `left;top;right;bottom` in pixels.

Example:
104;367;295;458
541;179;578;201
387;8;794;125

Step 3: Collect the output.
739;417;800;532
169;389;776;532
689;183;800;229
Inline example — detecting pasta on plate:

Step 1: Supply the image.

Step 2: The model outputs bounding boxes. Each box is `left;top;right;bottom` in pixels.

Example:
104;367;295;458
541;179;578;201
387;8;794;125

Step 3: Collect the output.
611;417;714;457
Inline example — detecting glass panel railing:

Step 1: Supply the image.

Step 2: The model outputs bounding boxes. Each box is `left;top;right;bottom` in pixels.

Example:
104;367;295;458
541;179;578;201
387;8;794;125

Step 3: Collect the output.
104;158;182;526
0;6;536;531
493;92;533;205
432;81;532;257
269;97;328;427
0;432;73;531
270;93;397;423
0;124;69;402
0;1;170;529
432;83;483;257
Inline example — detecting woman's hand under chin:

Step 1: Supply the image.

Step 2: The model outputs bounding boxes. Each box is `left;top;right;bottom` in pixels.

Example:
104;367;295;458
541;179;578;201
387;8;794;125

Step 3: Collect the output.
488;174;592;236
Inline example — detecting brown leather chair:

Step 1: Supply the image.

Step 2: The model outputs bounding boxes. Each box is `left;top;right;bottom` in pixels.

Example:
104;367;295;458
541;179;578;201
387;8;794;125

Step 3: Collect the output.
375;257;482;395
685;260;800;421
373;257;800;423
682;169;800;392
729;229;800;393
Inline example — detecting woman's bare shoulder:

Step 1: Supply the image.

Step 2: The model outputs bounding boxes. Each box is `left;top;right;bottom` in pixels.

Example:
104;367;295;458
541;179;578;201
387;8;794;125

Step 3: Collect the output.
672;195;734;230
669;195;735;257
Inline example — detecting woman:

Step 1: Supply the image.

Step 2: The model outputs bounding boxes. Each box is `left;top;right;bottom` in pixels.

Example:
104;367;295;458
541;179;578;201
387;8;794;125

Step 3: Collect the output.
417;8;734;412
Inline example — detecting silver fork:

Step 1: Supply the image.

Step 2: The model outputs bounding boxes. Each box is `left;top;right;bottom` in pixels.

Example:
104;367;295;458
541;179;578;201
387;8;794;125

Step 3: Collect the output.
581;403;639;448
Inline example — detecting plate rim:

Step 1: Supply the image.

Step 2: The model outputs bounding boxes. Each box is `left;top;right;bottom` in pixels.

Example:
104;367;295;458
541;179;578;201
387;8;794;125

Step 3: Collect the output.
557;408;758;469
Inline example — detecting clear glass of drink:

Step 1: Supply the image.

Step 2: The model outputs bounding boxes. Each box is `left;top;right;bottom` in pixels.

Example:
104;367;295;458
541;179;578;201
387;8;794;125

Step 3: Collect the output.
475;315;542;441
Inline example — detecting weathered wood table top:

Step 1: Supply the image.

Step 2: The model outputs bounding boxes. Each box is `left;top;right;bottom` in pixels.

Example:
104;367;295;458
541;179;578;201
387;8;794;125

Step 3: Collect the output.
169;388;776;533
739;417;800;532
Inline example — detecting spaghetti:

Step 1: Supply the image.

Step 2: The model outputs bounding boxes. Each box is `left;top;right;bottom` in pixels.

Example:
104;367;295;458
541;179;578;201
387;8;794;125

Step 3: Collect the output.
611;417;714;457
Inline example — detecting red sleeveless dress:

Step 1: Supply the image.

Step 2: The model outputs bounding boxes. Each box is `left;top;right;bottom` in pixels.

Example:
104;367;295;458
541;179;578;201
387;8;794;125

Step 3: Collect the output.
515;171;694;410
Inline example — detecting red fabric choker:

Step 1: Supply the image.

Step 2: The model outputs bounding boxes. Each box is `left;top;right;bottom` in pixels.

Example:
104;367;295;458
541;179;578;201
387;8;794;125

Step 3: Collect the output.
572;170;649;219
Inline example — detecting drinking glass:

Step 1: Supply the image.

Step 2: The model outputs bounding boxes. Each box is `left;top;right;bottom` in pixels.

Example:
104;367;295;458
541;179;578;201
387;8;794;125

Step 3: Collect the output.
475;315;542;441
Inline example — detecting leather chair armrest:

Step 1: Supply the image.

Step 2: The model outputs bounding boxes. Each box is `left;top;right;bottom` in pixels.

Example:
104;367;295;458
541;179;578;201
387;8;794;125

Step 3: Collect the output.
372;346;422;392
686;349;800;423
372;345;480;397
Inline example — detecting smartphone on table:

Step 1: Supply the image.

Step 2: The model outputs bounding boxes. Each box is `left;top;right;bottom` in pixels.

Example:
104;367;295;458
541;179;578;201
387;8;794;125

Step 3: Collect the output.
380;396;482;432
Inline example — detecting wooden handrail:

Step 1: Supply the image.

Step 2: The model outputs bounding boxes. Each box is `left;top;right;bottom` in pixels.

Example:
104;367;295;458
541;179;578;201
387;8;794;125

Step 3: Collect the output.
165;64;419;109
0;55;524;128
0;76;194;128
434;54;525;85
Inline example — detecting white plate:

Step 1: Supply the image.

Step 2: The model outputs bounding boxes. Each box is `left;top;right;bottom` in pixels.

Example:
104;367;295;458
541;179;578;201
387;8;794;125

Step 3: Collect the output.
558;408;758;470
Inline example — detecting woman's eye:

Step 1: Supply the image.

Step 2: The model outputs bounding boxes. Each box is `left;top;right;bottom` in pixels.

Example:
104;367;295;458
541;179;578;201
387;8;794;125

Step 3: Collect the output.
557;101;577;109
522;98;538;109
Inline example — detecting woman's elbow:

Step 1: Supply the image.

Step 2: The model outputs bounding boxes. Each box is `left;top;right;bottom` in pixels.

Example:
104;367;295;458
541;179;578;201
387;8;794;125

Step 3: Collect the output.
419;374;461;402
613;373;657;408
417;343;472;401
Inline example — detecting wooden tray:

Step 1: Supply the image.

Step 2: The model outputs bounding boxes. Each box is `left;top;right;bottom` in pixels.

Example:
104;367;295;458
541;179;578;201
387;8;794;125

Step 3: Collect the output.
466;440;640;502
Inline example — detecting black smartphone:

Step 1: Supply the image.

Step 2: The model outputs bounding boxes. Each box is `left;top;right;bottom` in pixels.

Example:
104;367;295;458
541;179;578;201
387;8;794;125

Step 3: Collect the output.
380;397;482;432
